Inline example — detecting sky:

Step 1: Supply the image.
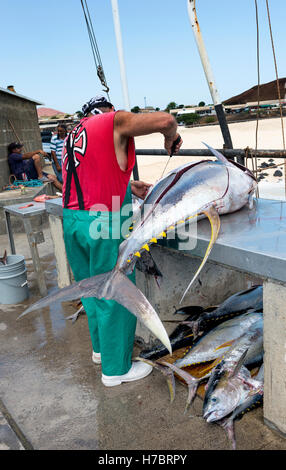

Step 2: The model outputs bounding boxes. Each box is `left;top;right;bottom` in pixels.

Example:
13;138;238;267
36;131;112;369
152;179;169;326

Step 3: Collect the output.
1;0;285;114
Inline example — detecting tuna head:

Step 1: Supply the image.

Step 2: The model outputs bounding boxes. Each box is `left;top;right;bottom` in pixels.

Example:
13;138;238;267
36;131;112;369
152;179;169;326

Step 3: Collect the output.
203;365;252;423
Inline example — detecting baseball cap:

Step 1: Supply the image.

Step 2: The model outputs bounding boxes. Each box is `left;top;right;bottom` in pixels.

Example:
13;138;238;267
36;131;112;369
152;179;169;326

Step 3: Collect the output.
82;95;113;115
8;142;23;154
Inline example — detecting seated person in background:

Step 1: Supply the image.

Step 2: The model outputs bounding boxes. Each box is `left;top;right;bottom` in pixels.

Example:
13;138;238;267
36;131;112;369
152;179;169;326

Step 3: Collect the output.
7;142;62;190
50;124;67;186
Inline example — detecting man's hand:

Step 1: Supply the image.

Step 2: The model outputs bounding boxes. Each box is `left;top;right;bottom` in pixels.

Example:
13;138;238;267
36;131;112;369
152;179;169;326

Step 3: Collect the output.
164;133;183;156
131;180;152;200
37;150;50;158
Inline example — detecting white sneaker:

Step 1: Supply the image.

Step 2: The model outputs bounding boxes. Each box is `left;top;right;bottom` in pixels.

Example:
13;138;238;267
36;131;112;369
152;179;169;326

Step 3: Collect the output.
101;361;153;387
92;351;101;364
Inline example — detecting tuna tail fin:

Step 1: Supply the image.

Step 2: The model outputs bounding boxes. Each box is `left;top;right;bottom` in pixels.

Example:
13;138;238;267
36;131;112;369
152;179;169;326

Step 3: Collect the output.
18;268;172;355
136;357;176;403
160;361;202;415
179;205;220;304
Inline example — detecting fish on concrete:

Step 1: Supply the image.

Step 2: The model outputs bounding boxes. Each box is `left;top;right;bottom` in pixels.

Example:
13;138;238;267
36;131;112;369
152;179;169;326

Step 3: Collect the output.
140;285;263;360
18;143;257;354
216;364;264;450
140;311;263;414
174;311;263;369
179;285;263;338
202;318;263;424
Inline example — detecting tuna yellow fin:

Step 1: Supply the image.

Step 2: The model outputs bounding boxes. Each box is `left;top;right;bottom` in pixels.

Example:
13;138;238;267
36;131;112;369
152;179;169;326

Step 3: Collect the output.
179;205;220;304
199;359;220;377
214;339;235;351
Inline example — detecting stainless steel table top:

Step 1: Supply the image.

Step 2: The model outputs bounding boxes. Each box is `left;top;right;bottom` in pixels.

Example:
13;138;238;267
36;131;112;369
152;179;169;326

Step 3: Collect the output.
161;198;286;283
3;201;46;218
45;197;63;217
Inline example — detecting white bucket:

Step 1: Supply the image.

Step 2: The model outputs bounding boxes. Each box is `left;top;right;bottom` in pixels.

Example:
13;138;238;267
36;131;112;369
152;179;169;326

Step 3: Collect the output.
0;255;29;304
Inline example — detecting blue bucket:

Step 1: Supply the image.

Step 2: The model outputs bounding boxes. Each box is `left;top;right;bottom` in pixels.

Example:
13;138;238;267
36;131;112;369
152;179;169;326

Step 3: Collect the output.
0;255;29;304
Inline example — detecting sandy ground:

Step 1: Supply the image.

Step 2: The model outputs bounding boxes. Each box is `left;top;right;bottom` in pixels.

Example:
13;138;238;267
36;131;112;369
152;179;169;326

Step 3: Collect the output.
43;116;286;199
133;116;286;200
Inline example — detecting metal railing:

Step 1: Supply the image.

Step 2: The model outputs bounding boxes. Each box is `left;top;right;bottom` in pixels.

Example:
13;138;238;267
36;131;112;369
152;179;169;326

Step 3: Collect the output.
133;148;286;180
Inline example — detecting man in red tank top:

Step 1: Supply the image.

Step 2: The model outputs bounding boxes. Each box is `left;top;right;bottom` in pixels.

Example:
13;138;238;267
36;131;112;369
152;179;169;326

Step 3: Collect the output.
62;95;182;387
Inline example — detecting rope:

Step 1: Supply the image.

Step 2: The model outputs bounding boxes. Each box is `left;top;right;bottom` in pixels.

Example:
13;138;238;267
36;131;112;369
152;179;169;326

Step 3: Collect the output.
3;179;44;191
253;0;260;197
8;119;25;152
247;152;286;175
254;0;260;151
265;0;286;194
80;0;111;100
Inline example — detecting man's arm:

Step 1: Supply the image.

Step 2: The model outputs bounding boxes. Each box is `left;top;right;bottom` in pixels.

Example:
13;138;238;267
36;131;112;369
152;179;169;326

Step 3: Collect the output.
50;150;62;171
114;111;181;155
22;149;47;160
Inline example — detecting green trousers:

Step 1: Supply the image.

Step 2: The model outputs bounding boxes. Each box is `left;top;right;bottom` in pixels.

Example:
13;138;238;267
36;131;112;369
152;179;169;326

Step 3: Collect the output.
63;185;137;376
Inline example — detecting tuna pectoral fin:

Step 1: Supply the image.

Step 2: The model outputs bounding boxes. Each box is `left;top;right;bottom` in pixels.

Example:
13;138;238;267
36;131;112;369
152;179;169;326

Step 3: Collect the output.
18;268;172;355
219;418;237;450
179;205;220;304
229;348;249;379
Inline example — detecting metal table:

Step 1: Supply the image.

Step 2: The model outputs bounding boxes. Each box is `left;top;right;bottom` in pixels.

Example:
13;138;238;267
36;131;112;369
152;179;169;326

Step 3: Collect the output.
161;198;286;283
45;197;63;217
3;201;48;296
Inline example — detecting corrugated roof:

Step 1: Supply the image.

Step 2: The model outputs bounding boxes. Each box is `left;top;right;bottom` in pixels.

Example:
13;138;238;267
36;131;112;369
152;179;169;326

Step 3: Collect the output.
0;86;43;105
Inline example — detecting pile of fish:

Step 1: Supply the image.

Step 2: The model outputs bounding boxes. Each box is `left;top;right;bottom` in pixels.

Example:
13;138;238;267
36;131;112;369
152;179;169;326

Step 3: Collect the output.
19;143;257;358
138;285;264;450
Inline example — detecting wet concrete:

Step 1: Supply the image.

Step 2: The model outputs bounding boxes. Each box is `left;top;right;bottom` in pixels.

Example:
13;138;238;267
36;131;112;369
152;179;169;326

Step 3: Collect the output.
0;230;286;450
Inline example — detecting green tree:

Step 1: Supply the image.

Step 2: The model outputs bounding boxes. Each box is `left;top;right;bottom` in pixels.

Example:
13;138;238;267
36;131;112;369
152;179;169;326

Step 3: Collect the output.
75;110;84;118
165;101;177;113
177;113;200;125
198;101;205;107
131;106;140;113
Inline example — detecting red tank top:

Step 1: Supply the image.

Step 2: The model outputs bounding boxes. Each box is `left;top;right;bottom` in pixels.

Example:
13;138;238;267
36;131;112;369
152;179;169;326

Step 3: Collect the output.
62;111;135;211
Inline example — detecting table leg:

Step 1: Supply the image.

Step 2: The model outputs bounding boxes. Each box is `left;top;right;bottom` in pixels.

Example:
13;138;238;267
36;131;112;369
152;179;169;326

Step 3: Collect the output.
23;218;48;297
263;280;286;438
48;214;72;288
4;211;16;254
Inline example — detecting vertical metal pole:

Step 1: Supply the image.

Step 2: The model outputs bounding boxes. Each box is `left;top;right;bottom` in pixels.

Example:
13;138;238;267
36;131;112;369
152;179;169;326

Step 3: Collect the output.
187;1;241;162
111;0;130;111
4;211;16;254
111;0;139;179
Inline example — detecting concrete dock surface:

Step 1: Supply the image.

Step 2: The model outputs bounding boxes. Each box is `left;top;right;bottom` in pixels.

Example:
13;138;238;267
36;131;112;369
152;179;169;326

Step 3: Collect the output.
0;228;286;451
